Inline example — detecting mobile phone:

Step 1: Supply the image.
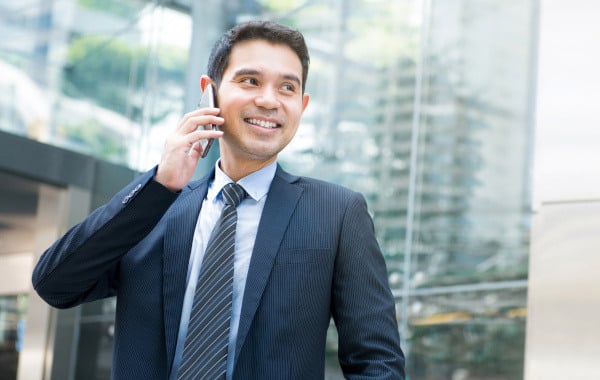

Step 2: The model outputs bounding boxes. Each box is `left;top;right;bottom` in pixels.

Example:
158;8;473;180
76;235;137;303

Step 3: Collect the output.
194;83;218;158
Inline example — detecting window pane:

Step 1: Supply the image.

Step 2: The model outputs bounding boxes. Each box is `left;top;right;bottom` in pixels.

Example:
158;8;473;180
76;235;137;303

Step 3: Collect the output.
0;295;28;380
74;321;114;380
0;1;191;169
407;289;527;379
409;0;534;288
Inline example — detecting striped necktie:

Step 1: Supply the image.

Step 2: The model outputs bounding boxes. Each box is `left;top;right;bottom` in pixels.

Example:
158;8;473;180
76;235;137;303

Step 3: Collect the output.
177;183;246;380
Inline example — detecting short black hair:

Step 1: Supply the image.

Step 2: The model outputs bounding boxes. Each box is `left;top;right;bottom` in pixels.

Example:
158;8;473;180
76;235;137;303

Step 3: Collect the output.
207;20;310;93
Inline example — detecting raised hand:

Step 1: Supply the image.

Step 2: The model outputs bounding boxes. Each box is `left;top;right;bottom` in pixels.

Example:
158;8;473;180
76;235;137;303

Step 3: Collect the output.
154;108;224;192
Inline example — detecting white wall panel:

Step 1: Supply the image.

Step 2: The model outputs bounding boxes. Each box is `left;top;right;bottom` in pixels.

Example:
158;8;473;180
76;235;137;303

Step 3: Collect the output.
526;200;600;380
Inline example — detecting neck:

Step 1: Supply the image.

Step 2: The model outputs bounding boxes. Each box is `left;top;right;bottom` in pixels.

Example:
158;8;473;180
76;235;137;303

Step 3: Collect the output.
218;156;277;182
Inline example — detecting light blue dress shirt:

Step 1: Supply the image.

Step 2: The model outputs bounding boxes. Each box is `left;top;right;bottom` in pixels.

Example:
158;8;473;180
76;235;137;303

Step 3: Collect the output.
169;161;276;380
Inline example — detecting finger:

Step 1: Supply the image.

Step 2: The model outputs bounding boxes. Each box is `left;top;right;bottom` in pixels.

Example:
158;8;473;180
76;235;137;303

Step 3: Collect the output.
181;116;224;136
186;141;201;157
182;128;223;152
177;108;221;131
187;129;224;146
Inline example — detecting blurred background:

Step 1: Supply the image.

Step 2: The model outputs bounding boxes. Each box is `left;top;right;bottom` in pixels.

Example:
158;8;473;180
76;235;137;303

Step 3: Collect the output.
0;0;598;379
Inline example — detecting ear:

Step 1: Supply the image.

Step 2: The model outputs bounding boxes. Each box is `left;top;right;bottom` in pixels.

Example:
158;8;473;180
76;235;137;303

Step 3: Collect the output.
200;75;213;91
301;93;310;113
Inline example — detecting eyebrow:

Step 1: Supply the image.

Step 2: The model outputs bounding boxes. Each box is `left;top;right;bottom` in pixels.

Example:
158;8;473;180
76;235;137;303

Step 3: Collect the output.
233;68;302;87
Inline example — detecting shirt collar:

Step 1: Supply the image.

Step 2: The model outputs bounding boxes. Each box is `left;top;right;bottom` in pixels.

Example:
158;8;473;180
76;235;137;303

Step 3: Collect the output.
208;160;277;202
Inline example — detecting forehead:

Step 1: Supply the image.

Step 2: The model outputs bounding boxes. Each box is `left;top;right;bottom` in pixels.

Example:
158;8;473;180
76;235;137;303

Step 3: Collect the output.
225;39;303;80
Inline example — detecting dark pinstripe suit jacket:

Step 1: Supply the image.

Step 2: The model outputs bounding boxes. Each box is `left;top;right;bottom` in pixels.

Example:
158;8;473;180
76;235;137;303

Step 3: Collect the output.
33;164;405;379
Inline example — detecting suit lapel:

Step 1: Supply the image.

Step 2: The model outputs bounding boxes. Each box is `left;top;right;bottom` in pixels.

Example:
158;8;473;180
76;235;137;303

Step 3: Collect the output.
234;167;302;362
162;172;213;369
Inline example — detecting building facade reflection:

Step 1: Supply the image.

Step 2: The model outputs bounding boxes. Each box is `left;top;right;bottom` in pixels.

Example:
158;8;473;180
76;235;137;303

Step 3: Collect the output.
0;1;536;379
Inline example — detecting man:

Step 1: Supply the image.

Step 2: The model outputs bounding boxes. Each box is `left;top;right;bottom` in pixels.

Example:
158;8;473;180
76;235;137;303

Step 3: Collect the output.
32;21;405;379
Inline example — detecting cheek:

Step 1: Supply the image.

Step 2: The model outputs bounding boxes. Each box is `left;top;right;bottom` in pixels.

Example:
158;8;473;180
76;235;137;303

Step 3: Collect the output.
287;105;305;124
219;101;240;124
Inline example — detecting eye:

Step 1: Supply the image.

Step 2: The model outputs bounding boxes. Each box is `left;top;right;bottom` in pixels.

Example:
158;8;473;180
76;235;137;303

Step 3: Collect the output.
241;77;258;85
281;83;296;92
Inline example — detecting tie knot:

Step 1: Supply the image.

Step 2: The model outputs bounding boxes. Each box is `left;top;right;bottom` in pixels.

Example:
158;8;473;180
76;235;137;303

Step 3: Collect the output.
221;183;246;207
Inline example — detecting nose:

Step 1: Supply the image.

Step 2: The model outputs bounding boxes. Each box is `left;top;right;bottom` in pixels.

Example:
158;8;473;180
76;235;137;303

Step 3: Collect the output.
254;87;280;109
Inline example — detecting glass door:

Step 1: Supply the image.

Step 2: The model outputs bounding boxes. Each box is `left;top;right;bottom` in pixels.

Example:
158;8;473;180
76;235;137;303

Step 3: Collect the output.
0;295;27;379
0;171;40;380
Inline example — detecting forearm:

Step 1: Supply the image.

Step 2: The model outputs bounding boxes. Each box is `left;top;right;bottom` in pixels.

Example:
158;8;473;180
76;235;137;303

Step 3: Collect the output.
334;193;405;379
32;171;178;308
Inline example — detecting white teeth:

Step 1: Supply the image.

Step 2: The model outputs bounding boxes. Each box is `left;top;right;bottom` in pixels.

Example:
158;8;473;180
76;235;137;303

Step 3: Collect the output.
248;118;277;128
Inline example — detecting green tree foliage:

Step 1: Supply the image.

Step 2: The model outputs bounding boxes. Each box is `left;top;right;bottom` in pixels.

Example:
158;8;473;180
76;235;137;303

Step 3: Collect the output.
58;118;127;162
62;35;186;116
62;35;146;115
60;34;186;163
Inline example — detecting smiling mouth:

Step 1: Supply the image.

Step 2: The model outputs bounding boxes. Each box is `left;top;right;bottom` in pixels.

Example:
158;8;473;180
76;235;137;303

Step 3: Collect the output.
246;118;280;129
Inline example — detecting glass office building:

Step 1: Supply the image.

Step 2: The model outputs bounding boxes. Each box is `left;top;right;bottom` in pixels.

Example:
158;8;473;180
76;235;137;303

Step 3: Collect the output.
0;0;537;379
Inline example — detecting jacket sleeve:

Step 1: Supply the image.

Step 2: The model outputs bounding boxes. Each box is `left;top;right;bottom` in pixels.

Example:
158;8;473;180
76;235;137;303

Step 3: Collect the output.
32;169;178;309
332;192;406;379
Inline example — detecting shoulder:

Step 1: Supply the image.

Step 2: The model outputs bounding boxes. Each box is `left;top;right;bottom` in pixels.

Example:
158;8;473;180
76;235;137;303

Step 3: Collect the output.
275;165;363;203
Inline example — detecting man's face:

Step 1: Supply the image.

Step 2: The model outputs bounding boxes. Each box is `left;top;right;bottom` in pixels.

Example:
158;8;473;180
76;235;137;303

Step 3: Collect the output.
215;39;309;169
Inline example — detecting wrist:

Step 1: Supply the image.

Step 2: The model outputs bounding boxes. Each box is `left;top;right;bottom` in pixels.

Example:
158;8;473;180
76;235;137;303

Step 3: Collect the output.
154;167;182;193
